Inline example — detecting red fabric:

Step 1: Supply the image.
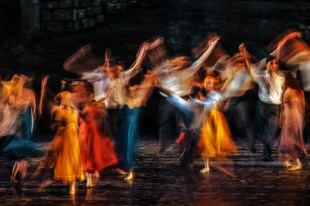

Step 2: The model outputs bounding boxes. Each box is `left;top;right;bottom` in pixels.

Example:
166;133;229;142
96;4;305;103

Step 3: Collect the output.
176;131;192;147
79;104;118;173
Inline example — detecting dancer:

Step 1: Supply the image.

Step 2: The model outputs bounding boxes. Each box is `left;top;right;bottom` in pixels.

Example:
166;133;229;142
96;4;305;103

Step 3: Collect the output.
0;74;40;182
80;43;149;137
159;76;237;174
149;36;220;153
79;83;118;187
240;45;285;161
221;53;256;153
48;91;85;194
277;72;307;170
268;30;310;147
115;73;154;181
197;76;237;173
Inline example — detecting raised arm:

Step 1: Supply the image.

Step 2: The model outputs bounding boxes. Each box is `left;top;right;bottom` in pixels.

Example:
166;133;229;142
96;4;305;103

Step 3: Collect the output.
122;43;148;82
239;43;266;83
270;31;301;59
184;36;221;77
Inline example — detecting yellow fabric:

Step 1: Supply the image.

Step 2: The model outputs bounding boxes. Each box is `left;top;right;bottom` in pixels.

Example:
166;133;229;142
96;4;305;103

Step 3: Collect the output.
52;108;85;183
199;109;237;158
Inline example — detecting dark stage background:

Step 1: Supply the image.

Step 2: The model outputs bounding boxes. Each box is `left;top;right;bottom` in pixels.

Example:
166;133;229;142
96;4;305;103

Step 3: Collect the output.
0;0;309;139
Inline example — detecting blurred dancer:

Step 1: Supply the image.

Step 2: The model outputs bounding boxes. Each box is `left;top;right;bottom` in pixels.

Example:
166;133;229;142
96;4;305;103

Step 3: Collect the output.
0;74;39;182
241;45;285;161
49;91;85;194
80;43;149;137
149;36;220;152
160;76;237;174
197;76;237;173
79;83;118;187
221;53;256;153
115;73;154;181
269;30;310;146
277;72;306;170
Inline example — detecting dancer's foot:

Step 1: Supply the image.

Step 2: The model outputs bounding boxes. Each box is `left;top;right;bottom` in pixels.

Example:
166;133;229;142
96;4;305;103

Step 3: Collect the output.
124;172;134;181
289;159;302;171
288;164;302;171
86;173;93;188
68;188;76;195
94;171;100;178
11;176;18;183
284;161;293;168
39;180;52;192
20;161;28;179
200;167;210;174
86;182;93;188
11;162;20;183
69;182;76;195
116;168;128;176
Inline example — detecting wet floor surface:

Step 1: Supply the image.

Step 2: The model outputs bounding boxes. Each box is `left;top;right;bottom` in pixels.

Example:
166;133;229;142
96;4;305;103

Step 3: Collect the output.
0;139;310;205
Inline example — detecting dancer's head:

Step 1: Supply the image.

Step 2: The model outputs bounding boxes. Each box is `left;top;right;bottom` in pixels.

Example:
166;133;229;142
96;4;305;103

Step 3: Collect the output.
266;56;279;73
109;64;124;79
126;84;139;98
55;91;75;108
203;76;216;92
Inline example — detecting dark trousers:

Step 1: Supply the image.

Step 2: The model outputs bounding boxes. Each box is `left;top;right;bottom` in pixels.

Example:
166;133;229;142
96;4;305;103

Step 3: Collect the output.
158;98;180;151
255;100;280;157
107;108;121;139
229;96;255;149
180;129;200;170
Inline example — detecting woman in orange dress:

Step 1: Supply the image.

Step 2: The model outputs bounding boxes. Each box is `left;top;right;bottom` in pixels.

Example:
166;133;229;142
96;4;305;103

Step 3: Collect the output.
198;76;237;173
50;91;85;194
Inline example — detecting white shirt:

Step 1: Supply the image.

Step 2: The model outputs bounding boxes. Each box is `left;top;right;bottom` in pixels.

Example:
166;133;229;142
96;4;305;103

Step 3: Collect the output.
82;65;140;109
249;59;284;105
222;67;253;99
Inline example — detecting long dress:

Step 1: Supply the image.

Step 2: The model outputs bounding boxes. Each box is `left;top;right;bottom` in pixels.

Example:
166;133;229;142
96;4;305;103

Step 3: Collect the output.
51;107;85;183
165;91;237;158
277;88;306;159
79;102;118;173
198;91;237;158
115;105;141;172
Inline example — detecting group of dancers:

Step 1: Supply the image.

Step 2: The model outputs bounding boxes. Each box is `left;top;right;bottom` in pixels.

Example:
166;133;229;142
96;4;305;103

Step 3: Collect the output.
0;29;309;195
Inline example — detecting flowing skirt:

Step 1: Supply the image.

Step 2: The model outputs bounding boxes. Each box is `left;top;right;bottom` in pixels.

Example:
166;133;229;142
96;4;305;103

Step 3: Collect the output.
52;126;85;183
79;118;118;173
199;109;237;158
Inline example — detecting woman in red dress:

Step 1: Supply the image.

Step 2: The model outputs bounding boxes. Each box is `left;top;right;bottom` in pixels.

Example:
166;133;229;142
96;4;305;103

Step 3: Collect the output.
79;84;118;187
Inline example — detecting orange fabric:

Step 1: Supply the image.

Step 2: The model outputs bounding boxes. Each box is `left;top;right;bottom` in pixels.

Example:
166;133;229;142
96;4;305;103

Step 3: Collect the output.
199;109;237;158
52;108;85;183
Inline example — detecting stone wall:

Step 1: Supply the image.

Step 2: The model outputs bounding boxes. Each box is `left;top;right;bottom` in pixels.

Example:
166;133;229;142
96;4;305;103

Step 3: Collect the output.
40;0;131;33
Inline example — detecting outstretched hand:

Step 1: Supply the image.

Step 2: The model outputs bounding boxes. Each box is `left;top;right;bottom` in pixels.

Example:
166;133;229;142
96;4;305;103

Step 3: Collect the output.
146;37;164;50
238;43;250;59
207;35;220;48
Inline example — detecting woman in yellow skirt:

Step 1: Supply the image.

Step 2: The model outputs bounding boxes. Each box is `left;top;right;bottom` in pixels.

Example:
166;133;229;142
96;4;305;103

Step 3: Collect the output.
50;91;85;194
198;76;237;173
159;76;237;174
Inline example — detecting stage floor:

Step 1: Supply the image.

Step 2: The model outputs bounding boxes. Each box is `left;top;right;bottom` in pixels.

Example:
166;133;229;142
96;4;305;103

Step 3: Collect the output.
0;138;309;205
